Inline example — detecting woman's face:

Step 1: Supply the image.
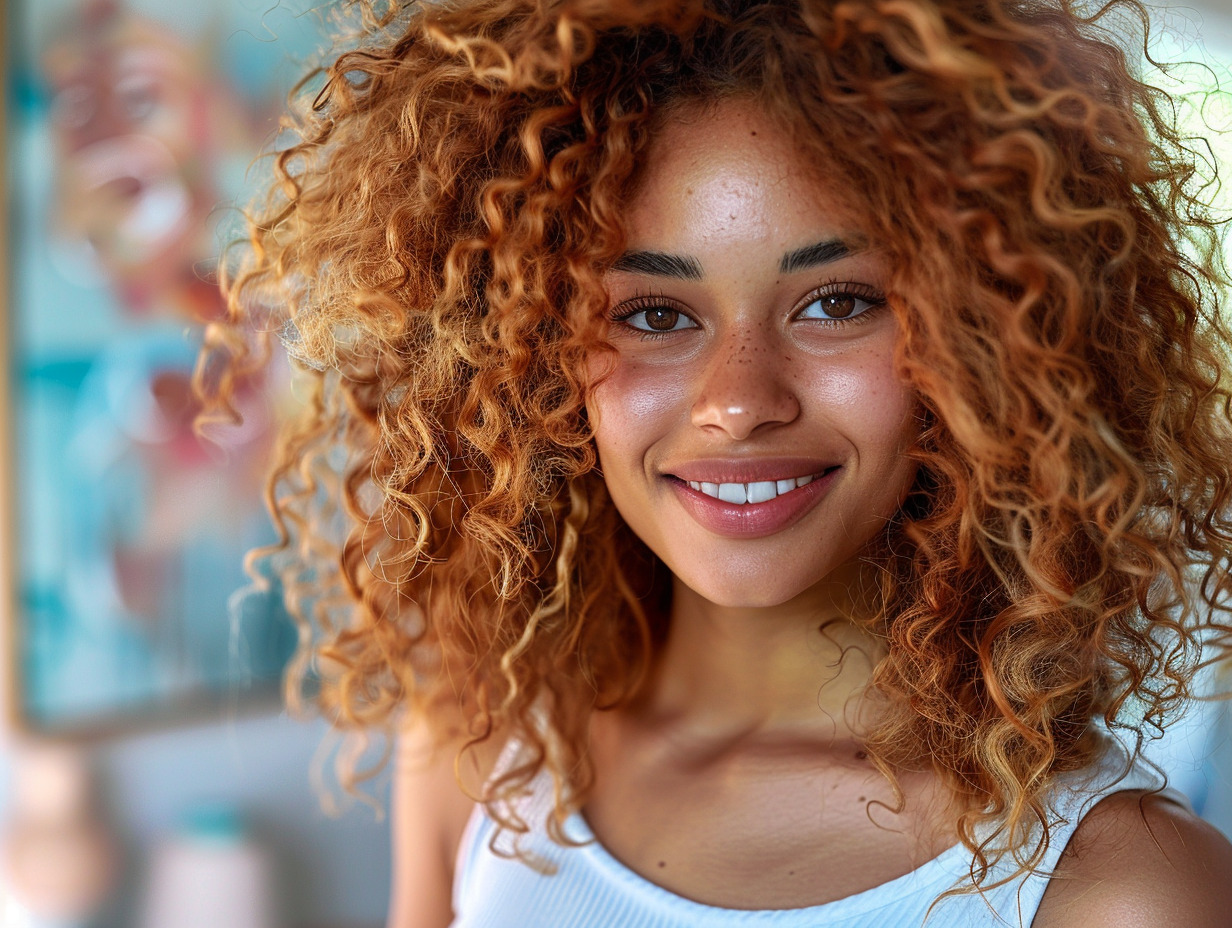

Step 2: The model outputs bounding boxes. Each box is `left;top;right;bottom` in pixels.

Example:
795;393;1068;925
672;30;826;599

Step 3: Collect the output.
588;99;921;609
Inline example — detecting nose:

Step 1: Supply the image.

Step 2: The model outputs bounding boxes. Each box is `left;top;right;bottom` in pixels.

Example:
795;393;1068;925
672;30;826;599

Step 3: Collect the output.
690;325;800;440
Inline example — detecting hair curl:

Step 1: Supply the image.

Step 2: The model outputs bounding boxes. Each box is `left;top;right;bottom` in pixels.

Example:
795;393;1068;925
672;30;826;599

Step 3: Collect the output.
202;0;1232;887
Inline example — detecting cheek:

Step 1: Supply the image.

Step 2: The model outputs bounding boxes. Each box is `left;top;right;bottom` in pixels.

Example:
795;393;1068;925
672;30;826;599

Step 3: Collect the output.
587;356;691;461
801;341;920;459
854;364;922;496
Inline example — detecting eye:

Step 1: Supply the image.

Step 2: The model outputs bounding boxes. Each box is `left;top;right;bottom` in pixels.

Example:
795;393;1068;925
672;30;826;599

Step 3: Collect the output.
795;286;885;324
618;304;699;333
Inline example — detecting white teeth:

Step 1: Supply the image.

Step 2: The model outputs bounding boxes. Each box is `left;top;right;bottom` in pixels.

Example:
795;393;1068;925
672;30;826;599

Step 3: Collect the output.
686;471;831;505
747;480;777;504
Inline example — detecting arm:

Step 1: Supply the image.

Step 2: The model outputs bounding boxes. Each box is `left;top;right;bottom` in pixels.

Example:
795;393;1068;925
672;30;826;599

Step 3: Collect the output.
1034;790;1232;928
386;719;482;928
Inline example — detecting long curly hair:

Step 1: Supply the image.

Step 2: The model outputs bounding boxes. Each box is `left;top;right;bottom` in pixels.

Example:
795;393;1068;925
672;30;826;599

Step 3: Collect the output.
202;0;1232;884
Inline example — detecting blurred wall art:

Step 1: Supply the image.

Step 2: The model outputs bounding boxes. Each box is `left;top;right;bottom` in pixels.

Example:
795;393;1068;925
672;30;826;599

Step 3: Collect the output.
4;0;317;734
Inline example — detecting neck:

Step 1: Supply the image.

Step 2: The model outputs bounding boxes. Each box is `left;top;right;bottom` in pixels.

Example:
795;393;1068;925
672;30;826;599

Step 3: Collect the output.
639;561;887;744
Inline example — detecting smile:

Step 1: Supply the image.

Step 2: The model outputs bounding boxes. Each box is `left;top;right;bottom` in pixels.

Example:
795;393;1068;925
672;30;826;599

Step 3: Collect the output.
666;465;842;538
683;472;829;505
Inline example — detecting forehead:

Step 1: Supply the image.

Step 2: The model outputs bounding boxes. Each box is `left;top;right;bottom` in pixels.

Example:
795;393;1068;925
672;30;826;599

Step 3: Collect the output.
624;99;865;258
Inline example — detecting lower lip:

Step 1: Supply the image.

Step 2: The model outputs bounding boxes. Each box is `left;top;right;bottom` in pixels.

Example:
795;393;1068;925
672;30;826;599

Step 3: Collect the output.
668;469;840;539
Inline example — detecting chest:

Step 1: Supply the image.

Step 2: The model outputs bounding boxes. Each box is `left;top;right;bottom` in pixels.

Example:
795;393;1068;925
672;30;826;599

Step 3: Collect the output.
582;734;960;910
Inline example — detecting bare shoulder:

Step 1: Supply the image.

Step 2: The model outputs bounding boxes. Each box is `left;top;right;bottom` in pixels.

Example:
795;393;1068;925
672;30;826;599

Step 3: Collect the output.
387;717;505;928
1034;789;1232;928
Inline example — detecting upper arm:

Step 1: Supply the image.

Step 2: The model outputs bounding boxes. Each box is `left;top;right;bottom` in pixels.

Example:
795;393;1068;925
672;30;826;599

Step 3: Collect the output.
1034;790;1232;928
386;720;482;928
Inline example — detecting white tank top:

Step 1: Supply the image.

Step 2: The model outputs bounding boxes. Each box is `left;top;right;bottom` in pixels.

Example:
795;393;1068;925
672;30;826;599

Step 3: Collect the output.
449;740;1184;928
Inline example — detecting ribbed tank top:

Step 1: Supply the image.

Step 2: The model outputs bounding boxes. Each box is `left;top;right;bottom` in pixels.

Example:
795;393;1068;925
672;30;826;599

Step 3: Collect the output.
449;742;1183;928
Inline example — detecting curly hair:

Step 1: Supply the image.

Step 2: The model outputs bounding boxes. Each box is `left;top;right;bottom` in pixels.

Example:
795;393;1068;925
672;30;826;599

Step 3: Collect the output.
202;0;1232;885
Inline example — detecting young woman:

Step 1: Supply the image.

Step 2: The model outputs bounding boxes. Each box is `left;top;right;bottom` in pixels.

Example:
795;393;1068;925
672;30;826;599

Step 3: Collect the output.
206;0;1232;924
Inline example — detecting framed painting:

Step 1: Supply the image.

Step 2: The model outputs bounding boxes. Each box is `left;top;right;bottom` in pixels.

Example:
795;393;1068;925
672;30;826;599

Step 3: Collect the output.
3;0;318;734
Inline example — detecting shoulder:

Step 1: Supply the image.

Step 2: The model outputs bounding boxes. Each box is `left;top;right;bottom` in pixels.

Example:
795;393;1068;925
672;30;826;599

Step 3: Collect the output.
388;717;505;928
1033;789;1232;928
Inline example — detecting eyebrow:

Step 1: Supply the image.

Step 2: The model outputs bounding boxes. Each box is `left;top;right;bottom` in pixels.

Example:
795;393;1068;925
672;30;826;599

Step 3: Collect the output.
609;250;704;280
609;237;857;280
779;238;852;274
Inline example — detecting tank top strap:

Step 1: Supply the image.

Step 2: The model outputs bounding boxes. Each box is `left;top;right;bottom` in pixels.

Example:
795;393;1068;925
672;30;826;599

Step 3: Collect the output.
969;739;1191;924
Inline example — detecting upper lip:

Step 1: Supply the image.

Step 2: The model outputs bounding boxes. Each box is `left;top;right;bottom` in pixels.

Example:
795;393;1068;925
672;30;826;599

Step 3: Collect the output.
664;457;841;484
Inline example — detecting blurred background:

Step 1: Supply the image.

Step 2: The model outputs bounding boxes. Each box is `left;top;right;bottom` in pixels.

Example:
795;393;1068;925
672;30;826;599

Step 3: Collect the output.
0;1;1229;926
1;0;389;925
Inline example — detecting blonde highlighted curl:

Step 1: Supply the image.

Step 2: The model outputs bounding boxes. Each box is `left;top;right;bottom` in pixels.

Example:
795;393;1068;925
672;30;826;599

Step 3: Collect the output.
201;0;1232;884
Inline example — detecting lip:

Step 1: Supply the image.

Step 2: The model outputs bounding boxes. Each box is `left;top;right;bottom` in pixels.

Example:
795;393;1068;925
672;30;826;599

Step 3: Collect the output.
666;464;841;538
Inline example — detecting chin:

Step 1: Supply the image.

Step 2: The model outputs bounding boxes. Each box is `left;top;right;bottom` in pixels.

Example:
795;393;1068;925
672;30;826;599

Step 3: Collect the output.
701;590;803;610
671;564;826;611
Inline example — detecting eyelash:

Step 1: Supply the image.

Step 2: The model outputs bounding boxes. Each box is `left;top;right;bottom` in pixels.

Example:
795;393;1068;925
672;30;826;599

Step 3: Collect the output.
609;281;888;340
610;293;691;341
795;280;887;327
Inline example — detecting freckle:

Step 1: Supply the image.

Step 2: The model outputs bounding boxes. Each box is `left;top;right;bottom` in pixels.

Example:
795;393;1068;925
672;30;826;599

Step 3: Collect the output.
788;869;795;876
658;861;667;868
858;796;866;802
855;750;868;760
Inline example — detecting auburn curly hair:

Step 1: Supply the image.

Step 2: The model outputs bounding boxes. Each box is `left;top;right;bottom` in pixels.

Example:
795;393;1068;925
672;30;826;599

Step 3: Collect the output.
201;0;1232;885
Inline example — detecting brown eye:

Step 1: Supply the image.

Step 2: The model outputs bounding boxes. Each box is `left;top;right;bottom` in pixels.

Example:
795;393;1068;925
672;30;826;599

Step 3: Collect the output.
819;294;856;318
797;287;883;324
619;304;698;333
645;307;681;330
